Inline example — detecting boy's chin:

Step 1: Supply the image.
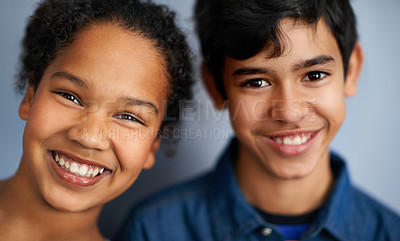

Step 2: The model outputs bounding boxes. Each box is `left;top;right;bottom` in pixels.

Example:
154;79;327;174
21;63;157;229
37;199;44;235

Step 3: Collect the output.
271;166;316;180
260;153;323;180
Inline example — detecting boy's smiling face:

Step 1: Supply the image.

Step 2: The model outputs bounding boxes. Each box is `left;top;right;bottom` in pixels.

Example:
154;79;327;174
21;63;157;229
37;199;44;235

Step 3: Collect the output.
219;19;362;180
18;23;168;212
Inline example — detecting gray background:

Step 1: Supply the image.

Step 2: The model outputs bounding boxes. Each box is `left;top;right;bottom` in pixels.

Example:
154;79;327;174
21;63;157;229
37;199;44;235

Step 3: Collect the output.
0;0;399;238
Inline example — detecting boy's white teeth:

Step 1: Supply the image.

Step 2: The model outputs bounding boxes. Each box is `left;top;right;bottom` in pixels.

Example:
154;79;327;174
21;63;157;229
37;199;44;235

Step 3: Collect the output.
292;136;302;145
273;133;311;146
53;153;105;177
283;137;293;145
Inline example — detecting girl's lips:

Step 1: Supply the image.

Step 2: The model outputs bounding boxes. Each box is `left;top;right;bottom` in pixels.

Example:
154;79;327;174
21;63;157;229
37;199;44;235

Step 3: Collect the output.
48;151;111;187
265;130;320;156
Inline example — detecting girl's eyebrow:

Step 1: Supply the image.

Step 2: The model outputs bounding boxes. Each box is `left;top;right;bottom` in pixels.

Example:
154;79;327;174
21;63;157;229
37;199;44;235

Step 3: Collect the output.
51;71;159;115
120;97;159;115
51;71;89;88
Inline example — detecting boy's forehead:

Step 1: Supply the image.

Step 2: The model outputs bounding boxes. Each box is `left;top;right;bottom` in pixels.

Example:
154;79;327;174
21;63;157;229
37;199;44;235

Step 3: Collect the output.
223;18;342;73
265;18;338;58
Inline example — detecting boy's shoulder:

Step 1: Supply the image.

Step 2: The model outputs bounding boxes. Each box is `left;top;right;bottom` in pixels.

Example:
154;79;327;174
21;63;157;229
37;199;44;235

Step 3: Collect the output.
350;186;400;230
324;153;400;240
118;147;400;241
117;170;221;241
128;140;239;221
129;167;222;229
132;170;215;217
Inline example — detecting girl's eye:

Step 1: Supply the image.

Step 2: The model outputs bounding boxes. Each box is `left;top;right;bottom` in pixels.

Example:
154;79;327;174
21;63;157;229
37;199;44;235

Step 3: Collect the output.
242;78;270;88
303;71;328;82
114;114;145;125
56;91;81;105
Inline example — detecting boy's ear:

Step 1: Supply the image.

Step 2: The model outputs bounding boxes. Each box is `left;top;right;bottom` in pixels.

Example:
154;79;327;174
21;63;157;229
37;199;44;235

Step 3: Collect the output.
344;42;364;97
19;85;35;120
143;136;161;170
201;63;226;110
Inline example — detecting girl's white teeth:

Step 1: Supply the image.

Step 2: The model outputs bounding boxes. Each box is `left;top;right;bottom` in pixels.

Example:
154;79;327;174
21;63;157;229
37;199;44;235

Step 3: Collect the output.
70;163;79;174
92;169;99;177
86;168;93;177
78;165;88;176
54;153;104;177
273;133;311;145
59;157;65;166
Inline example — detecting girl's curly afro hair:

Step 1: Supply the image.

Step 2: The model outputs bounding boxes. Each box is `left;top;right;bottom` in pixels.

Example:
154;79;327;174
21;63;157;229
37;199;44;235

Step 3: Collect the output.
17;0;193;139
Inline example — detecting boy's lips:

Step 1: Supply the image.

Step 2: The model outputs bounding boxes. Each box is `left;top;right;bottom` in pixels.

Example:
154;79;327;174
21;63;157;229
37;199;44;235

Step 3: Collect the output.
264;129;321;156
48;151;111;187
270;132;312;145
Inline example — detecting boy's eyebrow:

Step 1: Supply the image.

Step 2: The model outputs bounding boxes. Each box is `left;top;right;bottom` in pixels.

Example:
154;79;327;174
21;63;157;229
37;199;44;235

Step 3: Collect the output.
232;67;276;76
51;72;89;88
120;97;159;115
232;55;334;77
292;55;335;71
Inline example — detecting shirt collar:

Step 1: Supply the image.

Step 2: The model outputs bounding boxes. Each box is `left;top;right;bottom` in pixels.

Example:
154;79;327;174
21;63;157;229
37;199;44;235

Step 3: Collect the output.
309;152;357;240
208;138;358;241
208;138;266;240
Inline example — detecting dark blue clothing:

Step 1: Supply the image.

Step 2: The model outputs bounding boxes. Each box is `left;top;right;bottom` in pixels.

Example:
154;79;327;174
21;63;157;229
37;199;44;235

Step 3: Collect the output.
276;224;312;240
117;139;400;241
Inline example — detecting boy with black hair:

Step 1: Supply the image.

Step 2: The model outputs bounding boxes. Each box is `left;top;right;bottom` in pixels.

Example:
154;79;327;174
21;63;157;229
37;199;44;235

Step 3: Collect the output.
117;0;400;240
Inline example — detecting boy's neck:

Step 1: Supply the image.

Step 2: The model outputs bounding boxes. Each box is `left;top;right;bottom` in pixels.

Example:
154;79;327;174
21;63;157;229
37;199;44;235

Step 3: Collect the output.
0;164;105;241
235;148;334;216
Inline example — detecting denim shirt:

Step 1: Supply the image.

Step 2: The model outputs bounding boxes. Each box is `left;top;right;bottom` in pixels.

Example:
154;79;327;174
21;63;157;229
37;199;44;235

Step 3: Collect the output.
117;139;400;241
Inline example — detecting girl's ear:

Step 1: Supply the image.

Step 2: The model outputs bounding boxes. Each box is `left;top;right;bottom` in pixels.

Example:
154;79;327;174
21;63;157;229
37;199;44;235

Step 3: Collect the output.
201;63;226;110
19;85;35;120
344;42;364;97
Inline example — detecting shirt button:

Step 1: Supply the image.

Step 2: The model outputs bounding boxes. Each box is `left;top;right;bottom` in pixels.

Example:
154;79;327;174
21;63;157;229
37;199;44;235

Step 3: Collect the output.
261;227;273;236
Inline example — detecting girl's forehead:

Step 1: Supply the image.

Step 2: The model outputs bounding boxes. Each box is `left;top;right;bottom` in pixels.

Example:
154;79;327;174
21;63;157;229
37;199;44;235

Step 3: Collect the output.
43;23;169;109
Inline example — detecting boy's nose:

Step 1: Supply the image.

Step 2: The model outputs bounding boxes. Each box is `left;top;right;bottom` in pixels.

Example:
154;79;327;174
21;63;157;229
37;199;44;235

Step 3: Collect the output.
272;99;309;123
270;86;312;123
67;113;111;151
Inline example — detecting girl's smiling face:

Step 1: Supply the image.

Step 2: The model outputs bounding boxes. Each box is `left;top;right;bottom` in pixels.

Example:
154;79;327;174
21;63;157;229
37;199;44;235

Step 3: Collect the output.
18;23;168;212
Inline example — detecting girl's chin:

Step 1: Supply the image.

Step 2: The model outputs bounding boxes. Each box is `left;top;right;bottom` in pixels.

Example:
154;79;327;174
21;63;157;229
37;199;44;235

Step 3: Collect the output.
43;193;103;213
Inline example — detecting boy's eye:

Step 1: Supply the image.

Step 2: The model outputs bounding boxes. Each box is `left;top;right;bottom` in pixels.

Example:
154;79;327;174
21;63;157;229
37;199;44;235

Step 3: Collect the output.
242;78;270;88
55;91;81;105
114;114;145;126
303;71;328;82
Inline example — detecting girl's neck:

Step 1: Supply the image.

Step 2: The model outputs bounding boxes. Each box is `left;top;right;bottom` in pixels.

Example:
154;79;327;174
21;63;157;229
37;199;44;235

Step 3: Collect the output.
0;170;104;241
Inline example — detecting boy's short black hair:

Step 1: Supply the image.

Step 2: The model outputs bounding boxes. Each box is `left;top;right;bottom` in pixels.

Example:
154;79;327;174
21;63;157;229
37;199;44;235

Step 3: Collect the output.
194;0;358;97
16;0;193;137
